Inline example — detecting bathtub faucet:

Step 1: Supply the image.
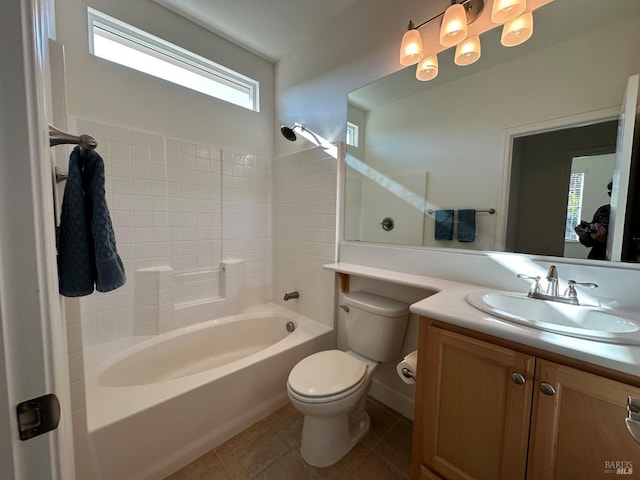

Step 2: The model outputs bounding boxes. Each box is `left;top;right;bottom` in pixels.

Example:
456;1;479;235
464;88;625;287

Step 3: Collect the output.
283;291;299;301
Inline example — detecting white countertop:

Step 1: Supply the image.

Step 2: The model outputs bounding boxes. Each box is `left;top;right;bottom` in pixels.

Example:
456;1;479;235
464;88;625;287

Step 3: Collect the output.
325;263;640;378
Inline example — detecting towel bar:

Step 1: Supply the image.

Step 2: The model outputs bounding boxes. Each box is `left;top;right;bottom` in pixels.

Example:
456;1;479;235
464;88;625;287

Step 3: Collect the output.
49;124;97;149
427;208;496;215
49;124;98;183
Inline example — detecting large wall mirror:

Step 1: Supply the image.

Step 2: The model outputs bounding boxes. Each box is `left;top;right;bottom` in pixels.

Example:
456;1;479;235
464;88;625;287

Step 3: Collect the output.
345;0;640;264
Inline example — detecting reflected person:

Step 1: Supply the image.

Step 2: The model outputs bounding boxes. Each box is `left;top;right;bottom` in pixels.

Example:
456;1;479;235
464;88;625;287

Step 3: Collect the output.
574;181;612;260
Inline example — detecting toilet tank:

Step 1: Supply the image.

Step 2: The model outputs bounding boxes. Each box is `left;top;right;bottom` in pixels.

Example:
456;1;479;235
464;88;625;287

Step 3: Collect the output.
343;291;409;362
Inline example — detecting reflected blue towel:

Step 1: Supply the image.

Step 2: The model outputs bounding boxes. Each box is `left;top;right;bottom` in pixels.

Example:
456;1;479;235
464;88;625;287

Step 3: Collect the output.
58;147;126;296
458;209;477;242
434;210;454;241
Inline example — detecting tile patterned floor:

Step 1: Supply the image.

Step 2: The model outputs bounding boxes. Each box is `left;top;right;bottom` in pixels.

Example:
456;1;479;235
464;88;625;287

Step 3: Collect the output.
165;397;413;480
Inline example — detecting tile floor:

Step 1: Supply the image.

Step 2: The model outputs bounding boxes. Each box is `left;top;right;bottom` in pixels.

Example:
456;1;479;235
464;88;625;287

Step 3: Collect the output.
165;396;413;480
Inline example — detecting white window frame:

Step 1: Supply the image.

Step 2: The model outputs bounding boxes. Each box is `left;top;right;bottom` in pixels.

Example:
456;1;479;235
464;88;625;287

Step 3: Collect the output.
87;8;260;112
346;122;359;148
565;171;585;242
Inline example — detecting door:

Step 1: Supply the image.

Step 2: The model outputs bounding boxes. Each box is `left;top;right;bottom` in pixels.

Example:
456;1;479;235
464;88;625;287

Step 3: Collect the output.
0;0;73;479
607;74;639;261
527;360;640;479
417;327;535;480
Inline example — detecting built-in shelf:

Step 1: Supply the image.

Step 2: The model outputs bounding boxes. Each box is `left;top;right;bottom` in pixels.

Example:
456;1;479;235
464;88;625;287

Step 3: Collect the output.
323;262;460;294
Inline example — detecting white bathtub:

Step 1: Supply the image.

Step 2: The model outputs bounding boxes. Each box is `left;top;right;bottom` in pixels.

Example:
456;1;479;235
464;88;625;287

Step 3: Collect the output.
84;304;332;480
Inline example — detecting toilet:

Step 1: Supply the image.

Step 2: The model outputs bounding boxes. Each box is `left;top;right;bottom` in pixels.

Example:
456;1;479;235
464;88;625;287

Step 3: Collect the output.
287;291;409;467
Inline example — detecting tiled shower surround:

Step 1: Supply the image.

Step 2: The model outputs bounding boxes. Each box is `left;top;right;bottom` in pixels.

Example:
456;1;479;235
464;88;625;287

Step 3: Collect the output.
71;118;272;346
64;119;337;478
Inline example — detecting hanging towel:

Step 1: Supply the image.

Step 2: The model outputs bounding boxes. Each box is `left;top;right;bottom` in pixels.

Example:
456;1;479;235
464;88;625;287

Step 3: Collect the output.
457;209;477;242
58;147;126;296
434;209;454;241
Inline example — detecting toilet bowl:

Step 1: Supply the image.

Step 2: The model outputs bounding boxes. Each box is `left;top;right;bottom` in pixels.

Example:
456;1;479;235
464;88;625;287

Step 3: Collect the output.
287;350;378;467
287;291;409;467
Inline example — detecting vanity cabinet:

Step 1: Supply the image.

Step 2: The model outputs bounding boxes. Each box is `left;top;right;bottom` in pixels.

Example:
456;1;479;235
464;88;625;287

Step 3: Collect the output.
412;320;640;480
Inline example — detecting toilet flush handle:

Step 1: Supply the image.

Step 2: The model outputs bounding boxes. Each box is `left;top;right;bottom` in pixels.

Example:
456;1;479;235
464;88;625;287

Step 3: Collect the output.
339;305;349;313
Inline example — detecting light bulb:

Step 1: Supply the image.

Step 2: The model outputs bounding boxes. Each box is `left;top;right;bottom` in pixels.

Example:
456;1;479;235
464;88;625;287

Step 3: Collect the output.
416;55;439;81
455;36;481;66
491;0;526;24
501;12;533;47
440;3;468;48
399;28;423;66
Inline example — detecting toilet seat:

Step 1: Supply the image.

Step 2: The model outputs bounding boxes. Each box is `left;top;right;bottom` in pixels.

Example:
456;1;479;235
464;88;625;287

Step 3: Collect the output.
288;350;368;403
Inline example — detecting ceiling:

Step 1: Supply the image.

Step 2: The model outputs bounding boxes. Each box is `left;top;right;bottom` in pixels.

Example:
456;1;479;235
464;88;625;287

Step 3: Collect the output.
152;0;361;63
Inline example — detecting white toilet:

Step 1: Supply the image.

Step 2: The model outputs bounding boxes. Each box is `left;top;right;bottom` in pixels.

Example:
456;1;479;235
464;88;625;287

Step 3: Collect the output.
287;291;409;467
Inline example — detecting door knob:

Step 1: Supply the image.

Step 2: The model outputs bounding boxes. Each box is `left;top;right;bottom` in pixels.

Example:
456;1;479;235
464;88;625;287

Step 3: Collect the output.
511;372;526;385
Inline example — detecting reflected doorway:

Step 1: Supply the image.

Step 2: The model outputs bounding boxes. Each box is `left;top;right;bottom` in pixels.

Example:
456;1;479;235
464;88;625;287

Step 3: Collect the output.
505;120;618;258
563;154;616;260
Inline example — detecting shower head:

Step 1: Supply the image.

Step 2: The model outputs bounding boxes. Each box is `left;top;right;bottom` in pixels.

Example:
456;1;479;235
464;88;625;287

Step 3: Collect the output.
280;123;304;141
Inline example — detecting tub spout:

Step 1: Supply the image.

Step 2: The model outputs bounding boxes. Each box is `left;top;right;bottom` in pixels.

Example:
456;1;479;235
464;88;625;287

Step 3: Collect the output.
283;291;299;301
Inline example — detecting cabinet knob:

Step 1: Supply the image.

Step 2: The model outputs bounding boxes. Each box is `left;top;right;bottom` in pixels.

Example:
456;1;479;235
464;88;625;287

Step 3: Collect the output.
539;382;556;396
511;372;526;385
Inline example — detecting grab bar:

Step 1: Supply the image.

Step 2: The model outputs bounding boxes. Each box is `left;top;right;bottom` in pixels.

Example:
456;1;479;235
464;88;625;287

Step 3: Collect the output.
49;124;98;183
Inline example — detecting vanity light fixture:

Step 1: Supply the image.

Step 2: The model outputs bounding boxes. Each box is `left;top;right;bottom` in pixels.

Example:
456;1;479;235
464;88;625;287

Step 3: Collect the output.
416;55;439;81
399;21;424;66
491;0;527;24
440;2;469;47
400;0;548;81
454;35;481;65
501;12;534;46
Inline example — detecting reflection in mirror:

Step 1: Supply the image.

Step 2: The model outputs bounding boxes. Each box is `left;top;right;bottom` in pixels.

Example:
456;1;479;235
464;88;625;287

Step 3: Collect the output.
506;121;617;259
345;0;640;264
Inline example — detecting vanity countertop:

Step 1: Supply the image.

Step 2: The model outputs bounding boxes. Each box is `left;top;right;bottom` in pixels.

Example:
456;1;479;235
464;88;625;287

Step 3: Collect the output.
325;262;640;378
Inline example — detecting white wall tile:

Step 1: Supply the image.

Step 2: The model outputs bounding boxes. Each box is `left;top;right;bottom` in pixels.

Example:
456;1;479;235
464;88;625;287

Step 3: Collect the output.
73;120;276;344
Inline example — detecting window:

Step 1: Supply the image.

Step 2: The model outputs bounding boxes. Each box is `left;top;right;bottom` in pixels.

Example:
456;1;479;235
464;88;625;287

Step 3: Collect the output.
88;8;259;111
565;172;584;241
346;122;359;147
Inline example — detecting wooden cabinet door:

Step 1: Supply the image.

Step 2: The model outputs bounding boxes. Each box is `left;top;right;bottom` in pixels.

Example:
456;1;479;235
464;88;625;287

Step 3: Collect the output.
418;327;535;480
527;359;640;479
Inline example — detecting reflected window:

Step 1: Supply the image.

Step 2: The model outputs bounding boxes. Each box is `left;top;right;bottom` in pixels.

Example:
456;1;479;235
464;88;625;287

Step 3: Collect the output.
346;122;359;147
565;172;584;241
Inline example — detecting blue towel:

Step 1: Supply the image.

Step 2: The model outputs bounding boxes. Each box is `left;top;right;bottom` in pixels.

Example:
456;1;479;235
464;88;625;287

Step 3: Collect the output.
457;209;477;242
58;147;126;296
434;209;454;241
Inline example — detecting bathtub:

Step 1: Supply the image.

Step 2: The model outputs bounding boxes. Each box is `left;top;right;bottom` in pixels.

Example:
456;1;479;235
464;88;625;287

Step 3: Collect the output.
84;304;332;480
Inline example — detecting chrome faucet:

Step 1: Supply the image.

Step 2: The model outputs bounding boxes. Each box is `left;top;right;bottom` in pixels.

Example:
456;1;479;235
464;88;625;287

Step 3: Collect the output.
283;291;299;301
517;266;598;305
546;265;559;296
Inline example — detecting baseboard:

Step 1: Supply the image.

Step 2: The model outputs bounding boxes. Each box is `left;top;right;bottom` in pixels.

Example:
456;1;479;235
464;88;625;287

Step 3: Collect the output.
369;379;415;420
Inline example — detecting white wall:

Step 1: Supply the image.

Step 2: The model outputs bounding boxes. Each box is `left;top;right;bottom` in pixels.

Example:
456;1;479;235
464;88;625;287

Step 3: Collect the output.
272;146;337;328
56;0;274;156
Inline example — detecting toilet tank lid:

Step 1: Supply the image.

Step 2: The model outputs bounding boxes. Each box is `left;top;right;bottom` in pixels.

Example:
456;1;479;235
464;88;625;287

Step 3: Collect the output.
343;291;409;316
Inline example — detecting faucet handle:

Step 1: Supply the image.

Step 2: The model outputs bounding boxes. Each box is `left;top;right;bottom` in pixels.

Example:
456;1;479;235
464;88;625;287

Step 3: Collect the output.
517;274;541;296
563;280;599;302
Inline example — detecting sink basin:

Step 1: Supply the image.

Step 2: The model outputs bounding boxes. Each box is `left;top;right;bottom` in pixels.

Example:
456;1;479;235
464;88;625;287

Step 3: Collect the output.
465;291;640;344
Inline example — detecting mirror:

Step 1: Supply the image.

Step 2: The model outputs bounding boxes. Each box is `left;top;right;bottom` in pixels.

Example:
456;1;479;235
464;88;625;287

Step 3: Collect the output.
345;0;640;263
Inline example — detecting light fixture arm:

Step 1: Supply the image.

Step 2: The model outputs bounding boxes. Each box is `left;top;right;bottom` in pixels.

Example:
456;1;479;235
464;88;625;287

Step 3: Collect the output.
409;0;484;32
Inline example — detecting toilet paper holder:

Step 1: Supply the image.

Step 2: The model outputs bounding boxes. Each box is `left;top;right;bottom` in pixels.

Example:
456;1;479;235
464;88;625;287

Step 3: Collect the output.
401;367;416;381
